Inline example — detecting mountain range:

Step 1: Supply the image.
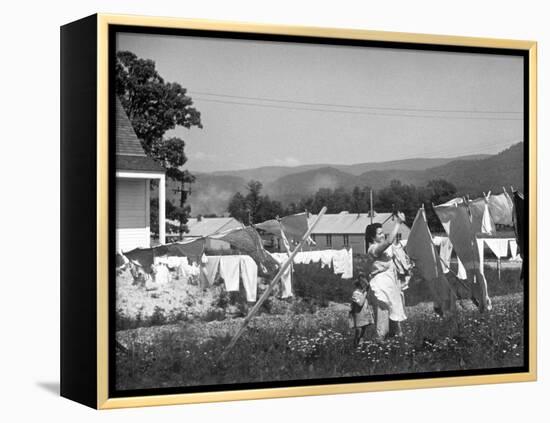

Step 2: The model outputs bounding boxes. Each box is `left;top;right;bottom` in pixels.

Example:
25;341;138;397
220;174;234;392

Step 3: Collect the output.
170;143;524;216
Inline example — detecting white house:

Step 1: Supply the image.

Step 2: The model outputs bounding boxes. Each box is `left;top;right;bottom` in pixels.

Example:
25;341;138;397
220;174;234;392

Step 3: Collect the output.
116;98;166;252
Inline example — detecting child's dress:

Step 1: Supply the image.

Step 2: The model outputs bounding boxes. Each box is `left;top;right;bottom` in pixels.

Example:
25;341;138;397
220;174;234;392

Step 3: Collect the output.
349;288;375;328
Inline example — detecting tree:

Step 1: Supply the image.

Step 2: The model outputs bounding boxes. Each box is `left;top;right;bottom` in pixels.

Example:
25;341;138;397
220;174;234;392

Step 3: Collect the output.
426;179;457;205
227;192;248;224
227;180;285;224
116;51;202;234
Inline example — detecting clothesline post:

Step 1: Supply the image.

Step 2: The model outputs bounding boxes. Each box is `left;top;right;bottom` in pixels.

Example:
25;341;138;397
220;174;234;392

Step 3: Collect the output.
497;257;501;281
221;206;327;357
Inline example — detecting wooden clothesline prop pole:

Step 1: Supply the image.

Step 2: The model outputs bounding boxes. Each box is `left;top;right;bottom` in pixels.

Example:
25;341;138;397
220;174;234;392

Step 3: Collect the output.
221;206;327;357
370;189;374;225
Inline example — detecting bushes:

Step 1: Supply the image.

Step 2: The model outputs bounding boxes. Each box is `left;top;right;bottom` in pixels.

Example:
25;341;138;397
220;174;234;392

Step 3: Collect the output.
292;262;354;306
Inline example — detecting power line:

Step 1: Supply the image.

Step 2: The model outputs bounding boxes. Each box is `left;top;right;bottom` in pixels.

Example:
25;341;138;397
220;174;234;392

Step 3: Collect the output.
190;90;522;115
192;97;523;121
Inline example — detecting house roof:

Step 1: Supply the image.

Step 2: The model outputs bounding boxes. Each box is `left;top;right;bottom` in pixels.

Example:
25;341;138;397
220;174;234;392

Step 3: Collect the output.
116;155;165;172
116;97;164;173
168;217;245;237
307;211;411;237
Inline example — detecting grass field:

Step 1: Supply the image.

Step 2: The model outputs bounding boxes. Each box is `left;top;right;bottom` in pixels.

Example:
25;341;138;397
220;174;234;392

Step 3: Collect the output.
115;265;524;390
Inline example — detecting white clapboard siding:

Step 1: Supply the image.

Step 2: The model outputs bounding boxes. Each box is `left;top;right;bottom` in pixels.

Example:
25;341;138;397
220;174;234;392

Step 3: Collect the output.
116;178;150;252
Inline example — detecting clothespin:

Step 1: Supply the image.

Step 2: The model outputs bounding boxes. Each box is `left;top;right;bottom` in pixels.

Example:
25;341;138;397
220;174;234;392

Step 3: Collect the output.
502;186;507;194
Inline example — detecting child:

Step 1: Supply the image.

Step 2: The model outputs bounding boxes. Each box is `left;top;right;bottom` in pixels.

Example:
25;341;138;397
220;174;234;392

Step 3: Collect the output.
349;272;375;346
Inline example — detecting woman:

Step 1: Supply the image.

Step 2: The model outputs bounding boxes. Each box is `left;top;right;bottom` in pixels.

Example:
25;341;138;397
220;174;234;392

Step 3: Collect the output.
349;272;374;347
365;213;407;340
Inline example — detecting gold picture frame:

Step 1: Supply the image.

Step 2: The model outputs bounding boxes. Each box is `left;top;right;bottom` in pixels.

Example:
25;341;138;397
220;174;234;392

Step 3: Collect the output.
60;13;537;409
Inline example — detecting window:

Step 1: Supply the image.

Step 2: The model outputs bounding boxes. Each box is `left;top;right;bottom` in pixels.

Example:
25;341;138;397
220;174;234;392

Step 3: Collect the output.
343;234;349;246
326;235;332;247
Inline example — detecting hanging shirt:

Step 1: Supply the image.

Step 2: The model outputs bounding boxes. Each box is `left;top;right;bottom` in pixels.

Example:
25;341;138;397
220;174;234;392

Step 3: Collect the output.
239;256;258;302
488;193;514;226
219;256;241;292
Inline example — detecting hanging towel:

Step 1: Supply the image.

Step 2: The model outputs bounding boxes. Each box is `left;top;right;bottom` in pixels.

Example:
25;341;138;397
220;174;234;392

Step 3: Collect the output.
202;255;221;287
488;193;514;226
219;256;241;292
485;238;510;258
239;256;258;302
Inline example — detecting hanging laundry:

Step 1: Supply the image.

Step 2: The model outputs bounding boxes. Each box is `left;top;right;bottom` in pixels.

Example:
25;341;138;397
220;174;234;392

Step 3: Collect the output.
201;255;221;287
392;242;413;292
438;237;453;274
269;252;293;298
406;209;440;281
406;209;456;315
239;256;258;302
319;250;334;268
488;193;514;226
484;238;510;259
152;263;170;285
219;256;241;292
512;191;525;279
509;239;519;259
477;239;485;277
124;247;155;273
481;203;495;235
456;256;467;280
255;213;310;246
433;201;490;311
469;198;496;234
213;226;278;274
167;238;206;264
332;248;353;279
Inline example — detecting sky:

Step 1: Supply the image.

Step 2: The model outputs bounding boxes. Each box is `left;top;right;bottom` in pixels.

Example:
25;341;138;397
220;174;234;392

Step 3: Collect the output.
117;32;524;173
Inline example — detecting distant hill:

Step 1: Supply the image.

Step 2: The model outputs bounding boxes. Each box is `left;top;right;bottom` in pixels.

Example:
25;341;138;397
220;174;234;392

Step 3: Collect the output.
210;154;490;183
265;167;357;205
263;143;523;205
175;143;523;214
426;142;524;196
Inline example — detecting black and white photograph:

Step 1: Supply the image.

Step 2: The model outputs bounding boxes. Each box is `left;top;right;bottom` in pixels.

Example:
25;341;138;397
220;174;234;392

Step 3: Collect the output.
112;28;527;394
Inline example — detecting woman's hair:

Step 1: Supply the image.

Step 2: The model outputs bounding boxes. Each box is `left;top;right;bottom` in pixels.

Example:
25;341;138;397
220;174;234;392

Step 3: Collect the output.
365;223;383;246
